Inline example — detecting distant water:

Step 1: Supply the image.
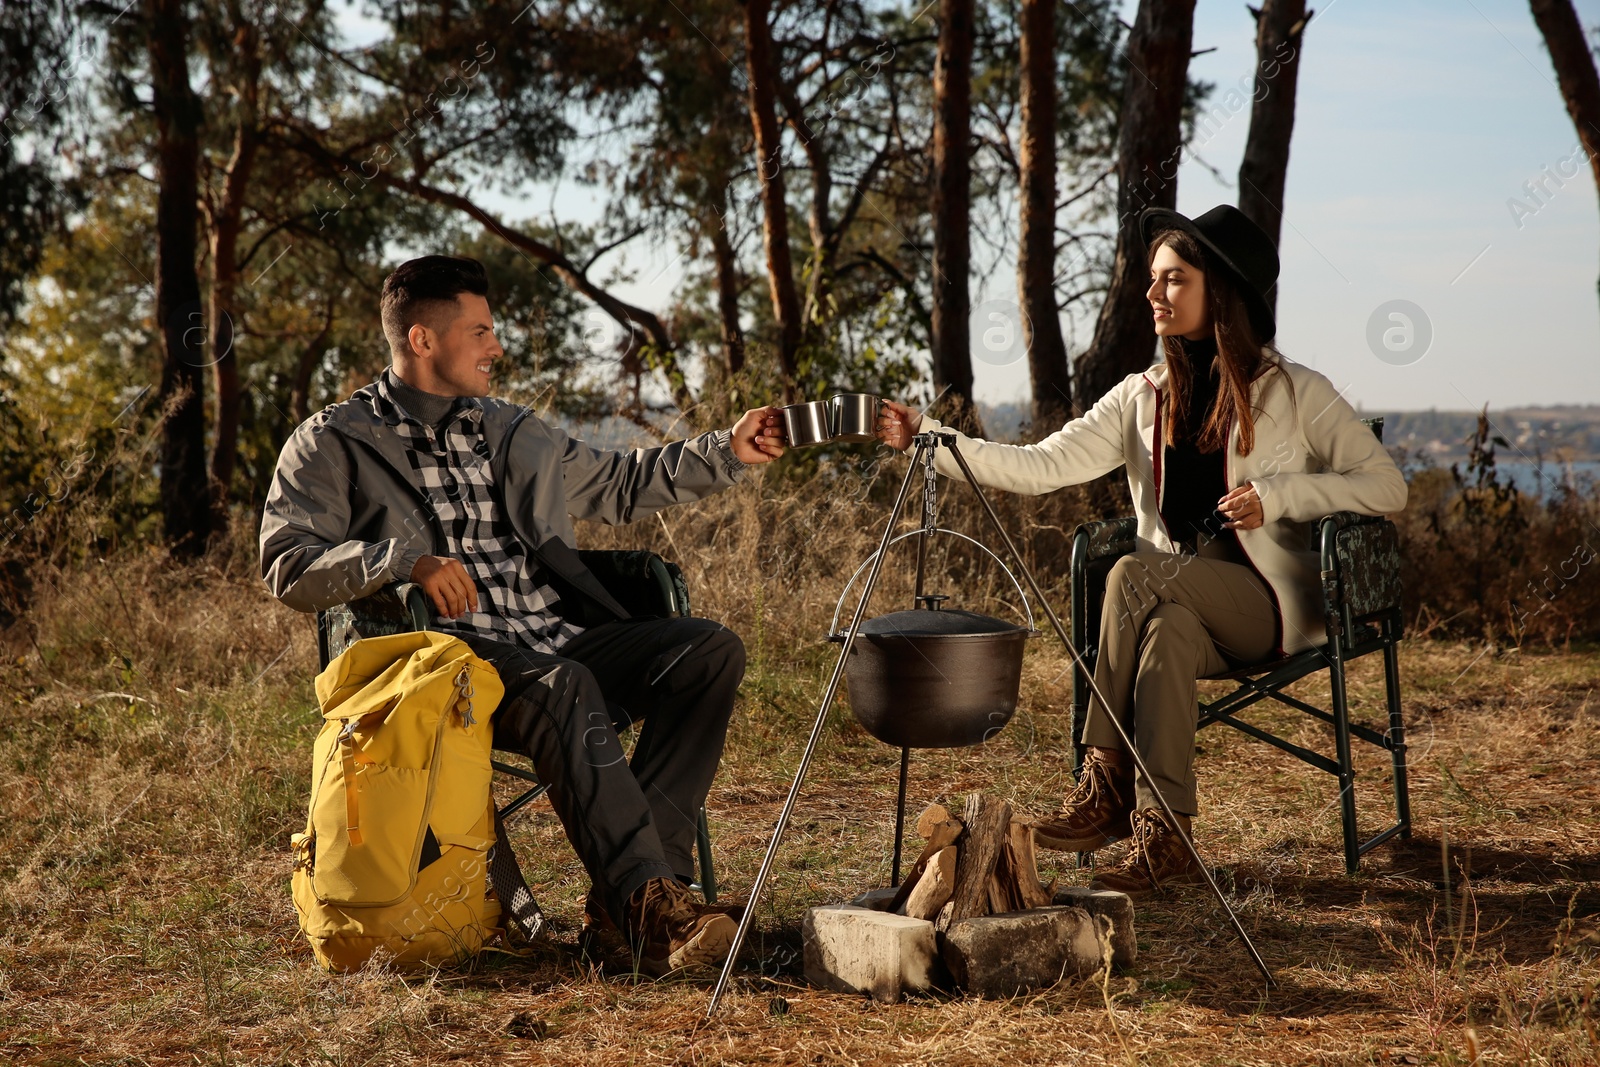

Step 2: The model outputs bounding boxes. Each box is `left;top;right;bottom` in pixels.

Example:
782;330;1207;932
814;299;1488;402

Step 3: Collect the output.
1423;459;1600;499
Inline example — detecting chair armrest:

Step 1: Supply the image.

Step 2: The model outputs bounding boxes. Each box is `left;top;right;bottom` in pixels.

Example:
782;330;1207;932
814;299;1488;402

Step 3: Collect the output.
315;582;433;670
1076;516;1139;562
1317;515;1404;640
577;549;691;618
1317;510;1386;535
366;582;432;624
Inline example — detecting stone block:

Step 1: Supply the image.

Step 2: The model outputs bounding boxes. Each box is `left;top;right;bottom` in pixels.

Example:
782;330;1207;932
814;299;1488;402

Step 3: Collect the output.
803;905;939;1002
1052;886;1137;969
939;906;1102;998
847;886;901;912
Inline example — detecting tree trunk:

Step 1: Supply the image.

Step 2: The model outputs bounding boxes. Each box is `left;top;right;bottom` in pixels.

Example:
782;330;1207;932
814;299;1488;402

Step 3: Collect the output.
1073;0;1197;410
742;0;802;400
710;213;746;376
931;0;982;435
1528;0;1600;318
1237;0;1310;314
773;74;831;334
289;303;335;425
207;16;261;530
1018;0;1071;434
148;0;211;556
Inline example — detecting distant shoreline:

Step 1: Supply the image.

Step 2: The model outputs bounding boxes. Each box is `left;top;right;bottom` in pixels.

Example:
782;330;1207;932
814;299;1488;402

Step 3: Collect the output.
976;402;1600;463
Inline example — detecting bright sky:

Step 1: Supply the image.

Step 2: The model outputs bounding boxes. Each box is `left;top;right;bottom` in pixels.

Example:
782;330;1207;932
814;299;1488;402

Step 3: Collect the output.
1163;0;1600;415
343;0;1600;412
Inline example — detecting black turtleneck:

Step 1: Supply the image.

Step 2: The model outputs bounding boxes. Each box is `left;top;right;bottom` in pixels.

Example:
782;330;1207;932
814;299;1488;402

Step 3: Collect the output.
1159;336;1234;550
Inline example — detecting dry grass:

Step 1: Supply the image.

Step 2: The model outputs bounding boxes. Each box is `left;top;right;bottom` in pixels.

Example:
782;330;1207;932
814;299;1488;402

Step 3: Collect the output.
1;470;1598;1065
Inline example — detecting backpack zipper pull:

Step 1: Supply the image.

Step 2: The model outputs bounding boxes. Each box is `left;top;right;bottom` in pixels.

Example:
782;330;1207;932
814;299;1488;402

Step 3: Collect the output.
454;663;476;727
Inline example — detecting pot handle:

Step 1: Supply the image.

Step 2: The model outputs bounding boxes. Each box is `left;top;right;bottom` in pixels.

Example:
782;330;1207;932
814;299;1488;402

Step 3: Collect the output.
828;527;1037;638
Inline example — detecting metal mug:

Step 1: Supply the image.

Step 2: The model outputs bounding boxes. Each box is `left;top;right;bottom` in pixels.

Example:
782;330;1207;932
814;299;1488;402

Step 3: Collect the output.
828;393;880;443
780;400;833;447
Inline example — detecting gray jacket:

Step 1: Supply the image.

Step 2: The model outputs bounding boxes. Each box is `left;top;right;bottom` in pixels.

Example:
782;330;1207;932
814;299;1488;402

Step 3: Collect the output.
259;378;746;623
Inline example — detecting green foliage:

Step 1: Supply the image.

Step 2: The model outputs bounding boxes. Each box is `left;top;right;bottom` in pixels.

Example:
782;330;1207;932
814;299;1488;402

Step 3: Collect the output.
0;0;1213;555
0;0;84;325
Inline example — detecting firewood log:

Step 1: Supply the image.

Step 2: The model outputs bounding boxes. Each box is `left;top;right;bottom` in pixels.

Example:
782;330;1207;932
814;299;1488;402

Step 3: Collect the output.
888;810;965;912
948;793;1011;922
1006;817;1054;909
915;803;951;838
902;846;957;920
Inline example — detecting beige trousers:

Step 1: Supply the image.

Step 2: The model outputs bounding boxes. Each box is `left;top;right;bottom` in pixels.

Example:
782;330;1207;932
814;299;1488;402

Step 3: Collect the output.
1079;543;1278;816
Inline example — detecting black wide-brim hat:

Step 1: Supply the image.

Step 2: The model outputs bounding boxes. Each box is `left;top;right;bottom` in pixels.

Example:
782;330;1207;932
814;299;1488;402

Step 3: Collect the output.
1139;204;1279;342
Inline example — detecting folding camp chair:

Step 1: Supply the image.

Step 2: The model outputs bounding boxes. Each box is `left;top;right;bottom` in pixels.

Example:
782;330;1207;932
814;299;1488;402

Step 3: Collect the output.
1068;418;1410;874
315;549;718;901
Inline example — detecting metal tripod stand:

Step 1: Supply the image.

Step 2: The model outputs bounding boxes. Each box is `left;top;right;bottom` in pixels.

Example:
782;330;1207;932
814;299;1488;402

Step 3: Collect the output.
706;432;1273;1018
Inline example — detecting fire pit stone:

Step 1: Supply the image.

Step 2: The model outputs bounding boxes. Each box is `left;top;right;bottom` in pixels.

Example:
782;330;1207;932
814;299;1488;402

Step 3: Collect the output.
939;905;1107;999
802;905;940;1003
1053;886;1138;968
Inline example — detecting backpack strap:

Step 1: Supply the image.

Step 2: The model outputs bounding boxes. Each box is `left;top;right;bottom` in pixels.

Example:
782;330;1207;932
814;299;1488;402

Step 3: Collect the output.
489;805;545;941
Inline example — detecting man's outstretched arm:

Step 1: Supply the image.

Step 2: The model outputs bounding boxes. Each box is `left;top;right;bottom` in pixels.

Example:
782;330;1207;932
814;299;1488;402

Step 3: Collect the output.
560;405;785;526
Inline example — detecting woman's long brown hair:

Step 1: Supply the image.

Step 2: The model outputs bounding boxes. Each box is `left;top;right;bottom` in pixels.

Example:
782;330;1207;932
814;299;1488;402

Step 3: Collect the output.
1149;229;1284;456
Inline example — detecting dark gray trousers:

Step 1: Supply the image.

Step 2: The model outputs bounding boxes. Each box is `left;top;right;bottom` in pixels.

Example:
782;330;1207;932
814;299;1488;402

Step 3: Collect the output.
458;617;744;925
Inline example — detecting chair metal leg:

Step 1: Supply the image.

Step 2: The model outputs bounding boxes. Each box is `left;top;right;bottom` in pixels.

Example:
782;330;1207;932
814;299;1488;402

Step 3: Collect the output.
1070;650;1094;872
1382;628;1411;839
892;746;910;886
1328;651;1361;875
695;806;717;904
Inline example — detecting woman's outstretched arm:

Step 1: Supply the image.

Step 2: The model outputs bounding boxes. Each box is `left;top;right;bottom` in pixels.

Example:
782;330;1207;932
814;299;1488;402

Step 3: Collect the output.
876;375;1141;496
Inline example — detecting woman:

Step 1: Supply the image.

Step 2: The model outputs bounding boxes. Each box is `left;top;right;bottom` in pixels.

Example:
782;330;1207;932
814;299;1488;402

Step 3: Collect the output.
876;205;1407;897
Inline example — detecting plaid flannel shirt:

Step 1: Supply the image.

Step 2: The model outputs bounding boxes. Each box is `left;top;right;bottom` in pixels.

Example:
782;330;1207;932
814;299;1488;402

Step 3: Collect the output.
371;374;584;654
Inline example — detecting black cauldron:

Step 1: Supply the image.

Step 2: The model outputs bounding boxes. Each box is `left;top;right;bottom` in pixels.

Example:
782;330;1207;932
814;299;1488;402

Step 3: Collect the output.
839;607;1032;748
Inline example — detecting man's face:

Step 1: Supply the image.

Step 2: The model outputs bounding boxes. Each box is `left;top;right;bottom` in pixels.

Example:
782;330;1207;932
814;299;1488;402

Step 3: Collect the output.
408;293;503;396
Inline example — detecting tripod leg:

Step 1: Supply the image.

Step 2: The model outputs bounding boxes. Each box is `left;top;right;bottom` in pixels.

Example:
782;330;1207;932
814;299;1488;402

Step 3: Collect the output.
707;440;927;1018
943;439;1275;990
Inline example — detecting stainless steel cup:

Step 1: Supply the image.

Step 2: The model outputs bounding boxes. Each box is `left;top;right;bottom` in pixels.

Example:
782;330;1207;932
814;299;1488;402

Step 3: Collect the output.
780;400;833;447
829;393;880;442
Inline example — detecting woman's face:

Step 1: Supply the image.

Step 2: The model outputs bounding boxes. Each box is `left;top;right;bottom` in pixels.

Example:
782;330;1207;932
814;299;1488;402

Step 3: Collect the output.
1147;242;1212;341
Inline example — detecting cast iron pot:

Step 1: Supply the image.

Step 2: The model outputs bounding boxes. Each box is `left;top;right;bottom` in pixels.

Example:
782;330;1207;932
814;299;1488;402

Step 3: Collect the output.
838;607;1032;748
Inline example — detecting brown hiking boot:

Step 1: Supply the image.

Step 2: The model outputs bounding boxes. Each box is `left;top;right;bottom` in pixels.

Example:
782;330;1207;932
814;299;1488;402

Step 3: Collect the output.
621;877;738;978
1032;748;1134;852
583;885;745;968
1090;808;1206;898
579;891;630;966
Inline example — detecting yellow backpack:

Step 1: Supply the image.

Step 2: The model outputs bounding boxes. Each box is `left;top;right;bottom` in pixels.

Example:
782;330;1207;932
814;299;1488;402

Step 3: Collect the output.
291;631;541;972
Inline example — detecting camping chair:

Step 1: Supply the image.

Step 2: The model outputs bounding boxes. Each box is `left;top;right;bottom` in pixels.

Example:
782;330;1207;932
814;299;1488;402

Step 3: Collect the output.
1068;418;1410;875
315;549;718;901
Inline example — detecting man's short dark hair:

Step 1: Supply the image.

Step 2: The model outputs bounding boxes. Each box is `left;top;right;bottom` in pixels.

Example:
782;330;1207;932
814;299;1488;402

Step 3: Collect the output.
380;255;490;355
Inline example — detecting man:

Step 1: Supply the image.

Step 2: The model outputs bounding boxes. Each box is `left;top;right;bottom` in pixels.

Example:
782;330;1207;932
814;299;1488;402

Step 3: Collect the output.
260;255;786;975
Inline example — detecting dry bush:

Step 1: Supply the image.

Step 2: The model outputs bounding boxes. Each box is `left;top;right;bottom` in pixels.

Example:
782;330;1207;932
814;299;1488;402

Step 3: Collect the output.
1389;417;1600;647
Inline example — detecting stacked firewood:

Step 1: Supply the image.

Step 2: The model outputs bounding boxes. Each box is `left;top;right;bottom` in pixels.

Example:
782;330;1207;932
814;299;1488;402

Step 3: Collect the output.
886;793;1054;929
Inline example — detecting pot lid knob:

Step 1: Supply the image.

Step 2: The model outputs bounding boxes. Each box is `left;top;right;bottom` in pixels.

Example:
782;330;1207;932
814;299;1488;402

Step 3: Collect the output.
914;593;949;611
